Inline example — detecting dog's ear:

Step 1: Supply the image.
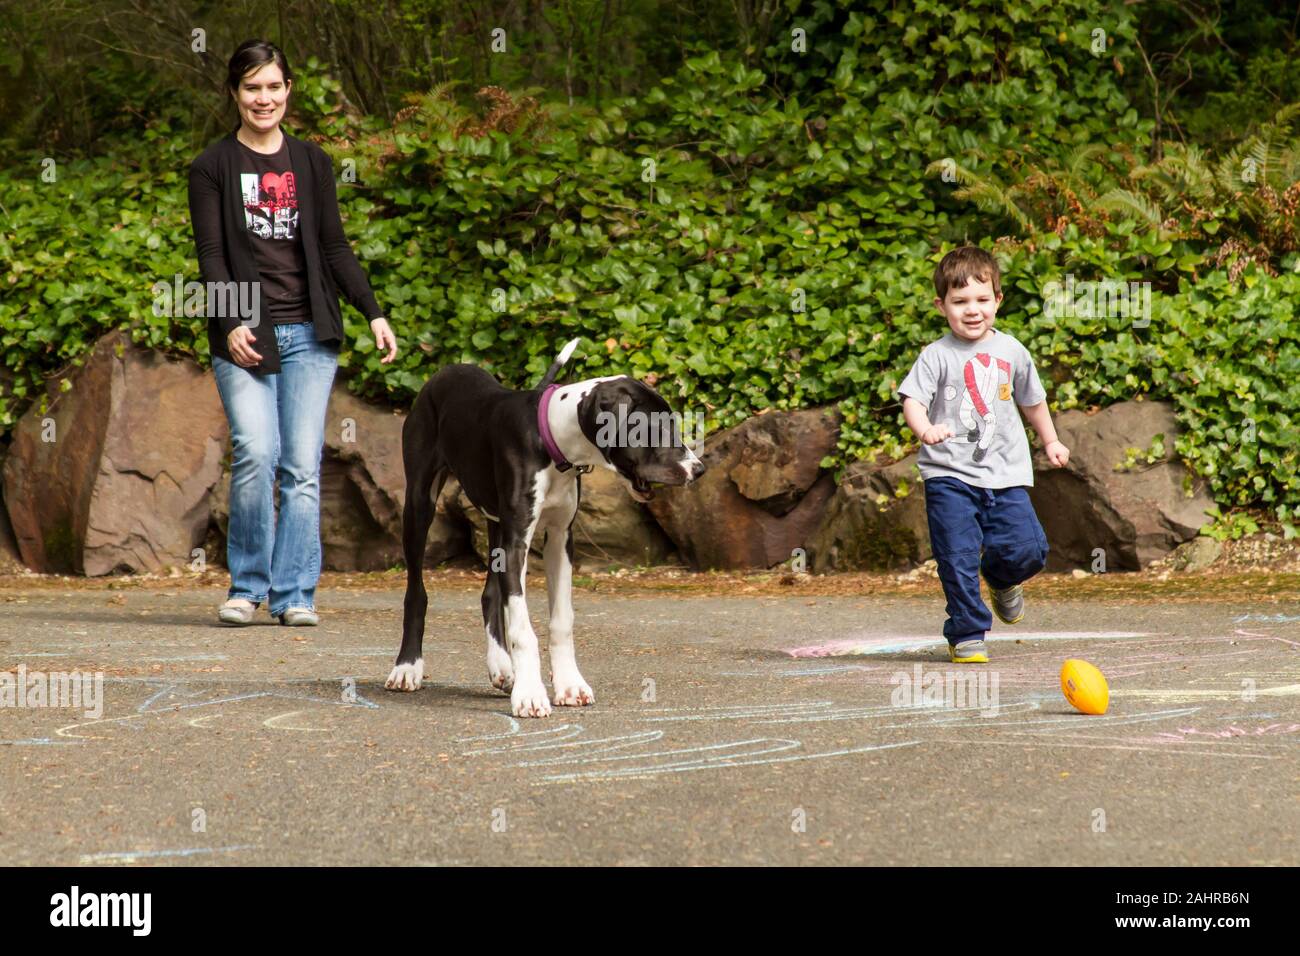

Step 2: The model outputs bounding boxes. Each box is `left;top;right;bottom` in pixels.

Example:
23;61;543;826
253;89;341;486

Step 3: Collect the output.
587;378;633;416
577;378;633;451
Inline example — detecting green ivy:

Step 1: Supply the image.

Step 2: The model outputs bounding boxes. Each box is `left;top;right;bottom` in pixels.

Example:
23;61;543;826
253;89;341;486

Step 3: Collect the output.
1;2;1296;529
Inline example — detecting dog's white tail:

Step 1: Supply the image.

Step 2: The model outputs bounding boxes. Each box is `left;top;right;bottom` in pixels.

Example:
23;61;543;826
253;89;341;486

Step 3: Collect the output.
538;338;581;388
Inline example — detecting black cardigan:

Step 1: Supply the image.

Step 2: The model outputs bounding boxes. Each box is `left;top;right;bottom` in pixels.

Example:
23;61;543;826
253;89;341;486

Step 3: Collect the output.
188;127;382;374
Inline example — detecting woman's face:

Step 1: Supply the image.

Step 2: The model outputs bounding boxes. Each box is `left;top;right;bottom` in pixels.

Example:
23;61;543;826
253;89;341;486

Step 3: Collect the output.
232;61;290;134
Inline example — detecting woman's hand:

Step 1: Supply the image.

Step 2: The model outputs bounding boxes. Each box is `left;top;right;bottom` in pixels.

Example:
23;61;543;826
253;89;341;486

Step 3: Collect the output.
371;317;398;364
227;326;263;367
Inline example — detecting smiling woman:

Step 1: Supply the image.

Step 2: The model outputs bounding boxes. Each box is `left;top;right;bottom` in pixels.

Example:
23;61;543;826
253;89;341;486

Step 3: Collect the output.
230;42;293;151
187;38;399;629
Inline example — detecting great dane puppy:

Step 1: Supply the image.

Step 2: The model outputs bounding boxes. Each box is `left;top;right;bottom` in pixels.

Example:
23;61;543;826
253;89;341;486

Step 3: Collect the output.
385;340;706;717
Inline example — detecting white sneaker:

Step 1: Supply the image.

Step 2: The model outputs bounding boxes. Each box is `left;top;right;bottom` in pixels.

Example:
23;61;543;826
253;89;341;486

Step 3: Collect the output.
277;607;319;626
218;598;258;625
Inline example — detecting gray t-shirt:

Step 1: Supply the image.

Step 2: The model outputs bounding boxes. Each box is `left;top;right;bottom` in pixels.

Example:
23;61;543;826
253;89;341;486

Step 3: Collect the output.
897;329;1047;489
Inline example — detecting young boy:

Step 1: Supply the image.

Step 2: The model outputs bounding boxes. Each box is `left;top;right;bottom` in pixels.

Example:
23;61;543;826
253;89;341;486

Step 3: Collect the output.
897;246;1070;663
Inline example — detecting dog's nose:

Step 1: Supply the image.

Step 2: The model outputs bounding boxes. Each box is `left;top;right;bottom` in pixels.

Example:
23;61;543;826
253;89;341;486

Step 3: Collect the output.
689;458;707;481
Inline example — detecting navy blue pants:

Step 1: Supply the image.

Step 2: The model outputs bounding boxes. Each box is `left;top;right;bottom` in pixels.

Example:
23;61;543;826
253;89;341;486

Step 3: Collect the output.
923;477;1050;645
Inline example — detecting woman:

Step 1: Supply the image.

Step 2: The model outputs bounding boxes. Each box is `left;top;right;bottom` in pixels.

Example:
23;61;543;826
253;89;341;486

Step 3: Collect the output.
188;39;398;626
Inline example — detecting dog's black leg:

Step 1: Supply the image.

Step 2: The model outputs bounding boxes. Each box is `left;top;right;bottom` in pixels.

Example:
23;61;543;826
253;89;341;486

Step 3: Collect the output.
482;520;513;693
386;394;446;692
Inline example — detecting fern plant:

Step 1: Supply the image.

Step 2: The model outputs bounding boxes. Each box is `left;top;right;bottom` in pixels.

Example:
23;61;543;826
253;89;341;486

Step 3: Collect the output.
931;105;1300;272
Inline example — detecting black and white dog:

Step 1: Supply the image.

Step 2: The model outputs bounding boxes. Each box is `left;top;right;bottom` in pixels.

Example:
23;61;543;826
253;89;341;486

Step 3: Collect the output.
384;340;706;717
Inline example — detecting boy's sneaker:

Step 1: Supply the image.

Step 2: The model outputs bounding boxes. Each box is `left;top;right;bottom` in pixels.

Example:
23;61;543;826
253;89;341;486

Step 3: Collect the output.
949;638;988;664
992;583;1025;624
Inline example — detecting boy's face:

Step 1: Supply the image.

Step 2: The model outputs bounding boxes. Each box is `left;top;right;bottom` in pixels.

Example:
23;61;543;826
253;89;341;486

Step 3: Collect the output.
935;277;1002;342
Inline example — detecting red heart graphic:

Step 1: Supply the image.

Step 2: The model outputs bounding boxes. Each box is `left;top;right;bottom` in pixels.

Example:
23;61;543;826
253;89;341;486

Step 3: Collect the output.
261;172;285;198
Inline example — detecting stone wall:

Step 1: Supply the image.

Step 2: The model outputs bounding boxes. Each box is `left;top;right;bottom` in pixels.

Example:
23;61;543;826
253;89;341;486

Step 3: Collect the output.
2;332;1214;577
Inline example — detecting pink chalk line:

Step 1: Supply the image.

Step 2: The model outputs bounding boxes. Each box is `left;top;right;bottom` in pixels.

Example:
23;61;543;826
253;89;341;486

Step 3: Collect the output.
786;631;1151;659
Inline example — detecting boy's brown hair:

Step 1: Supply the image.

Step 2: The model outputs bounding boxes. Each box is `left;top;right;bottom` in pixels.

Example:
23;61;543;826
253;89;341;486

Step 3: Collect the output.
934;246;1001;300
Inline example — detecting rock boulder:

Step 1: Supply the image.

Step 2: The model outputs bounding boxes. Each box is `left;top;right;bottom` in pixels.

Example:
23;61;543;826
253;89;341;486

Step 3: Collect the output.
647;408;840;569
1028;400;1216;571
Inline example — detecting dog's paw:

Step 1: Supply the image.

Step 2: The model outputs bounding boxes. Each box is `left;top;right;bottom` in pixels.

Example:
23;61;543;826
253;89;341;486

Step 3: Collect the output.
487;640;514;694
511;680;552;718
552;673;595;707
384;658;423;692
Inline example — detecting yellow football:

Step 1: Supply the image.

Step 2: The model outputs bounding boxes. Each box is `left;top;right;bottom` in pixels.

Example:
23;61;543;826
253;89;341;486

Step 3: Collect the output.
1060;659;1109;715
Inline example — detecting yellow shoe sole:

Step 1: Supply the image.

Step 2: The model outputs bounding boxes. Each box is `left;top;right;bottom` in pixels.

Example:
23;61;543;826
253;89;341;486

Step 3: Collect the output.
948;646;989;664
992;585;1025;625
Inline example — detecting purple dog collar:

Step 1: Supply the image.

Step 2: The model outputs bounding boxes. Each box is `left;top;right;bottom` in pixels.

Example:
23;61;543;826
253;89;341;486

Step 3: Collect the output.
538;384;574;472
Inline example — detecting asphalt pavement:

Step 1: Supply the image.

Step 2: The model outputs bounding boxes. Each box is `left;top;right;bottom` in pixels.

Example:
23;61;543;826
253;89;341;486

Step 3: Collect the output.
2;581;1297;865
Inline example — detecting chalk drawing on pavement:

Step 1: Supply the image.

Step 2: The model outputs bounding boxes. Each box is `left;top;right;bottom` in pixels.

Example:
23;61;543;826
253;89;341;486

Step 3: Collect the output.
54;681;379;740
79;845;258;864
786;631;1153;659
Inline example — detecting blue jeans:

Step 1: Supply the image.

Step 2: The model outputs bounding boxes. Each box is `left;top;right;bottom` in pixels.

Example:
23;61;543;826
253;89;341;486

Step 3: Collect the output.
923;476;1050;645
212;321;338;616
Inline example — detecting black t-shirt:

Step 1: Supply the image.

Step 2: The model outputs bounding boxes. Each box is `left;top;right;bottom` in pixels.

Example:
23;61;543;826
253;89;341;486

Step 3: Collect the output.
237;137;311;324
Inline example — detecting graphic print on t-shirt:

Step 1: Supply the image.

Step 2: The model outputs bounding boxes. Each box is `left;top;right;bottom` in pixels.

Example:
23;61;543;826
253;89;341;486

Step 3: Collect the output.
241;170;298;240
939;352;1012;464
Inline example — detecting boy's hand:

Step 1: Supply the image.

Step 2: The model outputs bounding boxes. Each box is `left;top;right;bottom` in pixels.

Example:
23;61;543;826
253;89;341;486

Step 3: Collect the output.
921;423;954;445
1045;439;1070;467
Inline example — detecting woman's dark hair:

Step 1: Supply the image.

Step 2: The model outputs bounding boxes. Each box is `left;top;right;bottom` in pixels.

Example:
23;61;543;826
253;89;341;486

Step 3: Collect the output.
225;39;293;97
